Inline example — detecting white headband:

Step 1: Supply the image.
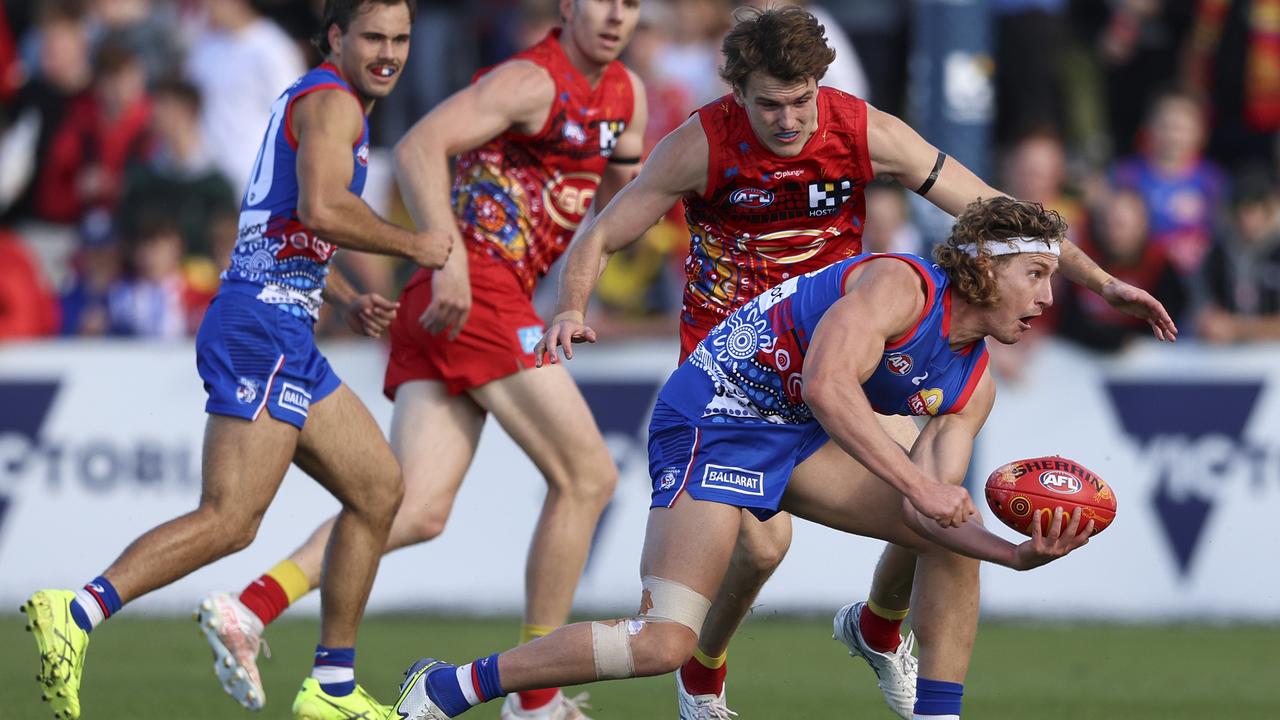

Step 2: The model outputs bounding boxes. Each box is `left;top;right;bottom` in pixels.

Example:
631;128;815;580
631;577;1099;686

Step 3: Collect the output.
955;236;1061;258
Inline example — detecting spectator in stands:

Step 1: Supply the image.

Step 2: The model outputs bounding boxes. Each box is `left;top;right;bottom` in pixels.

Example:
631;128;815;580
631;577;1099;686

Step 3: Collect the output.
184;0;304;193
0;225;60;340
1;0;93;223
1002;128;1091;246
106;218;213;338
33;36;152;224
655;0;731;105
1057;189;1187;352
1112;89;1227;278
1199;170;1280;343
84;0;182;83
116;78;237;262
862;179;923;255
60;210;122;336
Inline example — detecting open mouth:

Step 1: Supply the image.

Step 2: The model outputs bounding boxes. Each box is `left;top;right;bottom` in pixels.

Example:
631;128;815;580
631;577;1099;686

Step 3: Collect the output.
1018;314;1038;331
370;63;397;79
776;130;800;142
600;33;621;44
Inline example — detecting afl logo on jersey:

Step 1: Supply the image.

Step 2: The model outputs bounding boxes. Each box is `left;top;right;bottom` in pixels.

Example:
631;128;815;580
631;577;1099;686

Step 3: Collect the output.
885;353;913;376
563;119;587;145
357;144;369;167
730;188;775;208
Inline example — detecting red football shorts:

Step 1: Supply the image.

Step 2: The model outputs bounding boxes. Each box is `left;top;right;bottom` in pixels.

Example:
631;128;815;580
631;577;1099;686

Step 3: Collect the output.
384;258;545;398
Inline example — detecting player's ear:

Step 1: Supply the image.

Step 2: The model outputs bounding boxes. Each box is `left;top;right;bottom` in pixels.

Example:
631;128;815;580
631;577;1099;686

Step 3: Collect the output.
327;22;343;58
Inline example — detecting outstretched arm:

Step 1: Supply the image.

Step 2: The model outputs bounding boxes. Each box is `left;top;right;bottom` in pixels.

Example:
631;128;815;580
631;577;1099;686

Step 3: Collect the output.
866;105;1177;341
292;90;447;268
536;115;708;364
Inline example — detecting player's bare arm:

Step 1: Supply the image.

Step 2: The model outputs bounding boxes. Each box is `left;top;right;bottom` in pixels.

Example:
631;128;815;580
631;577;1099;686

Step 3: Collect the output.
321;264;399;339
391;60;555;338
591;68;649;209
866;105;1177;341
900;376;1093;568
802;258;975;527
536;115;707;364
292;88;448;268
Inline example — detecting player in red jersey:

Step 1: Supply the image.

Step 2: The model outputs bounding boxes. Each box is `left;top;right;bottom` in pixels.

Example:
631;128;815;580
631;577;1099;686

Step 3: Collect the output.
202;2;647;719
538;7;1176;719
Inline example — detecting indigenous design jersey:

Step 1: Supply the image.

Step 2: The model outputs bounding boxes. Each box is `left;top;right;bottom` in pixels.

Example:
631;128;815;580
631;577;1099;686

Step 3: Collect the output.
453;29;634;295
222;63;369;321
681;87;873;337
660;254;990;428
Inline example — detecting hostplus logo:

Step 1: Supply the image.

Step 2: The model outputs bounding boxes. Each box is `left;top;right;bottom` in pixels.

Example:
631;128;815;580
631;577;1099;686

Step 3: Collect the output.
1105;381;1272;577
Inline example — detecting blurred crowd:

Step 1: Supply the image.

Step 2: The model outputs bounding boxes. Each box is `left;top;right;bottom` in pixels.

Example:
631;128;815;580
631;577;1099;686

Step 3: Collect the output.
1;0;1279;356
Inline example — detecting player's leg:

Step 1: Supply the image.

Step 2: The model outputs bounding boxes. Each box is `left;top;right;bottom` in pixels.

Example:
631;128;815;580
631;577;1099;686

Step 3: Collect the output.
288;383;404;718
24;413;297;719
392;496;742;718
675;510;791;706
782;441;979;719
467;364;619;715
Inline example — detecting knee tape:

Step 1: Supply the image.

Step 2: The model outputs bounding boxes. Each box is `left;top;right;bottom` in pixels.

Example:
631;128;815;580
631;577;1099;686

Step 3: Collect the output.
590;619;639;680
640;575;712;635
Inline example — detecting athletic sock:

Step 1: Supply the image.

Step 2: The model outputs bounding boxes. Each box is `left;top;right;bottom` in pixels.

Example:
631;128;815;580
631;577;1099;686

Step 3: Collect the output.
312;645;356;697
426;653;504;716
514;625;558;709
239;559;309;626
679;647;727;696
70;576;122;633
914;677;963;719
859;600;908;653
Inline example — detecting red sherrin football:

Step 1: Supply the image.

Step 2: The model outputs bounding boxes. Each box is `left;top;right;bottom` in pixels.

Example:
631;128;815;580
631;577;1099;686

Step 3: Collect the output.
984;456;1117;537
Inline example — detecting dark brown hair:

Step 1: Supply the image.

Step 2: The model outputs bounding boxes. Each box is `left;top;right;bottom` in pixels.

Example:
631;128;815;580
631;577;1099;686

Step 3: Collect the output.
313;0;416;56
933;197;1067;306
719;6;836;90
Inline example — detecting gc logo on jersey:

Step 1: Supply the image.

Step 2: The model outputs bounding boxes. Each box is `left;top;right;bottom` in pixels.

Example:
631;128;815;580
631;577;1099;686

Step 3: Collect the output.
599;120;625;156
807;179;853;217
885;353;913;376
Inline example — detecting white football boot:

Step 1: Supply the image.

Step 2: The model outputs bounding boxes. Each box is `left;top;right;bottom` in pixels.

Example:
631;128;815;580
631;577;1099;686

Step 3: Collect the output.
675;667;737;719
196;592;268;710
500;690;592;719
393;658;459;720
833;602;917;719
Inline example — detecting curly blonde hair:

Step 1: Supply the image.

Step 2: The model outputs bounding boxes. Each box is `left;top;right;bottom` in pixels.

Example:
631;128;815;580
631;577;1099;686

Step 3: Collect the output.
933;197;1067;306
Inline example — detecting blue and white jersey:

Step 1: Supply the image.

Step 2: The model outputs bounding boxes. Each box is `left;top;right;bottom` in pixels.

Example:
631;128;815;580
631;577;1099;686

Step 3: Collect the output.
221;63;370;321
659;253;991;428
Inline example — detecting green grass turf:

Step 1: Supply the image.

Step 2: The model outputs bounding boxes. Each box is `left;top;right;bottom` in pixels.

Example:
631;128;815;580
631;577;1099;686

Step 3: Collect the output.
2;613;1277;719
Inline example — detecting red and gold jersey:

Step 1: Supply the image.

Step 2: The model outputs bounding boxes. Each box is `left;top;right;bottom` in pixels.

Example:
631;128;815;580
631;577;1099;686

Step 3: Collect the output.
452;29;635;296
680;87;873;344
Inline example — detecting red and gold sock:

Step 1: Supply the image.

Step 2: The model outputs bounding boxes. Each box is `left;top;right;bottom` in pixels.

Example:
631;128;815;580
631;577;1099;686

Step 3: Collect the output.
859;600;909;653
514;624;559;710
238;560;310;626
679;647;727;696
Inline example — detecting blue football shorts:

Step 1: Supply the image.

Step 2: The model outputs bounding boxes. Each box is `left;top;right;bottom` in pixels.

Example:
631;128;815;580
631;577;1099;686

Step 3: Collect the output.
195;289;341;429
647;400;830;520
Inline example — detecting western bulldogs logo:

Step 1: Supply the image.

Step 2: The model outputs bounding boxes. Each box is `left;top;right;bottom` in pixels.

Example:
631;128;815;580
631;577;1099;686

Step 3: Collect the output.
730;188;775;208
356;144;369;167
236;377;259;405
885;353;913;376
1039;471;1082;494
657;467;680;491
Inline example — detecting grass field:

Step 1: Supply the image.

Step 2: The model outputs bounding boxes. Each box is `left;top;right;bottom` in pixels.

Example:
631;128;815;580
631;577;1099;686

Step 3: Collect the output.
2;613;1277;719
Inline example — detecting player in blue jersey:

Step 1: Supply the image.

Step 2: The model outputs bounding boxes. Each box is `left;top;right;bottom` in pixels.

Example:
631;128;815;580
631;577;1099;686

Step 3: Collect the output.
389;197;1095;720
19;2;448;719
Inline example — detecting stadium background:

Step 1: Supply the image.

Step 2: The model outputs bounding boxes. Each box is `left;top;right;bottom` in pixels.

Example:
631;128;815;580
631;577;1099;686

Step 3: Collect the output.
1;0;1278;717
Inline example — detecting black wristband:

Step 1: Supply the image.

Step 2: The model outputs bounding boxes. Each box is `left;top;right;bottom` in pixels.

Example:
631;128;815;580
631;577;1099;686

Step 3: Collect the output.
915;151;947;195
608;155;642;165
